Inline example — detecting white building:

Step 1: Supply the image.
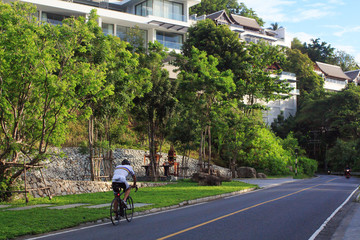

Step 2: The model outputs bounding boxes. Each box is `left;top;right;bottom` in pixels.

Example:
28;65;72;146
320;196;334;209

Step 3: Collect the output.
5;0;200;52
314;62;350;92
261;72;298;125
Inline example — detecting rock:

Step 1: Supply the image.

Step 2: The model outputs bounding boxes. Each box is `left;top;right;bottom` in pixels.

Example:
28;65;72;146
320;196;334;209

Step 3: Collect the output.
237;167;257;178
256;173;267;179
192;172;222;186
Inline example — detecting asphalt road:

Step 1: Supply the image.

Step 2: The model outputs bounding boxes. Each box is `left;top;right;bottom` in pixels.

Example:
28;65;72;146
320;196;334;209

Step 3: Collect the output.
27;175;360;240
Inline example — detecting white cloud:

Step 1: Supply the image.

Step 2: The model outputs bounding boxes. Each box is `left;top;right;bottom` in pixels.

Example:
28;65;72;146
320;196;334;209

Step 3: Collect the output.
286;31;316;46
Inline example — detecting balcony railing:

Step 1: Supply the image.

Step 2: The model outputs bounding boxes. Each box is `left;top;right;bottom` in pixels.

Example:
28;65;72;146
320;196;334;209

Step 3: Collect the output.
66;0;125;11
157;40;182;50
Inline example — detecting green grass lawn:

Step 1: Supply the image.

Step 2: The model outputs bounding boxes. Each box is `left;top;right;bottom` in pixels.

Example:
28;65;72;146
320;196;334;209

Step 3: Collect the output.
0;180;256;240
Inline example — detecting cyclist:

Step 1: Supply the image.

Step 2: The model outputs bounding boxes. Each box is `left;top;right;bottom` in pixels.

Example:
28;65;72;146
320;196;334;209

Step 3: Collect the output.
112;159;137;219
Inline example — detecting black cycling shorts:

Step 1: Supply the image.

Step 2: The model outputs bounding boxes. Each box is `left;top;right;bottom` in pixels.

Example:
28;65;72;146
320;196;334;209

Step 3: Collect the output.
112;182;127;194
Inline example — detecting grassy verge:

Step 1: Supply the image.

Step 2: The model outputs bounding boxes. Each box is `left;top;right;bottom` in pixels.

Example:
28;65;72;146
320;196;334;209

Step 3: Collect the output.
0;180;256;239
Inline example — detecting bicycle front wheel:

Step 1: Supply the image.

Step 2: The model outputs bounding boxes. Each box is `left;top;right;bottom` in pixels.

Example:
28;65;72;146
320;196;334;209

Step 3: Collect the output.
125;196;134;222
110;198;120;225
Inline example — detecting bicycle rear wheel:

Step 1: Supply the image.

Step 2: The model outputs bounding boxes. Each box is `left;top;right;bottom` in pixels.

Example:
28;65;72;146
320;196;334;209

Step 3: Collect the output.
125;196;134;222
110;198;121;225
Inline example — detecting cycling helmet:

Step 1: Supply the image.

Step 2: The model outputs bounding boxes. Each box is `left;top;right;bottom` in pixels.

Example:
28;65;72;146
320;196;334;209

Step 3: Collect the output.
122;159;130;165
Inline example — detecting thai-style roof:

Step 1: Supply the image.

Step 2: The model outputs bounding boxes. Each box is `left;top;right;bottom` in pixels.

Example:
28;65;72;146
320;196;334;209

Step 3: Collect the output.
230;14;261;30
206;10;234;25
345;69;360;81
315;62;350;80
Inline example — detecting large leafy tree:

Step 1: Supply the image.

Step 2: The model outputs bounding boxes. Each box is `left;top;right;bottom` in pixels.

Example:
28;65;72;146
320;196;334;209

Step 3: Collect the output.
77;12;150;180
182;19;247;78
131;42;177;180
0;2;112;197
330;50;359;72
282;48;324;106
302;38;335;63
240;41;292;114
173;47;235;172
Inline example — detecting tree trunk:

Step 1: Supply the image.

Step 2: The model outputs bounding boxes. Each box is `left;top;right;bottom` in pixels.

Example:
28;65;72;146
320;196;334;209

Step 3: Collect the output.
208;124;211;174
88;115;95;181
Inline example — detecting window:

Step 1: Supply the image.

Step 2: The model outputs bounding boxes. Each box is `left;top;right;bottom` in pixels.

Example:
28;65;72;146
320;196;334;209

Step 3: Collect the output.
102;23;114;36
116;26;148;49
41;12;67;25
135;0;153;16
156;31;183;49
136;0;184;21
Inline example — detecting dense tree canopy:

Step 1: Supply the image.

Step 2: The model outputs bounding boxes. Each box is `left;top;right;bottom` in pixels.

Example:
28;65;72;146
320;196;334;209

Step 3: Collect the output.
0;2;114;196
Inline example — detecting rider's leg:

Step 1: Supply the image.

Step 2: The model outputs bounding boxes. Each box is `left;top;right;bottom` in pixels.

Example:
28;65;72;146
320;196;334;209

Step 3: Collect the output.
123;187;131;202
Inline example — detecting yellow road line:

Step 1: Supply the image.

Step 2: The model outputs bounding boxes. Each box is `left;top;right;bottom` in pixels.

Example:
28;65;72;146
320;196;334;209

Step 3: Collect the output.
158;178;337;240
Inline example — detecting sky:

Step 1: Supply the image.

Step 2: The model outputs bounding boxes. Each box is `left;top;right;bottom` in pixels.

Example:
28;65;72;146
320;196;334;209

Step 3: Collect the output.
240;0;360;64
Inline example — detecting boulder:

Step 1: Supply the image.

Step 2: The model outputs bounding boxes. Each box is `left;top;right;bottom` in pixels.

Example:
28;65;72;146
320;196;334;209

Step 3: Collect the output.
192;172;222;186
237;167;257;178
256;173;267;179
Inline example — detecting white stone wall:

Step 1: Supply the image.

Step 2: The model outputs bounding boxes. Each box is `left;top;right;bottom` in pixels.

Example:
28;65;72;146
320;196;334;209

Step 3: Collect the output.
30;148;229;181
24;148;230;198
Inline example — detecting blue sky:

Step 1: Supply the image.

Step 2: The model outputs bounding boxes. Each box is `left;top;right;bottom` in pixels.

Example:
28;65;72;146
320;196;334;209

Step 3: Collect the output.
240;0;360;64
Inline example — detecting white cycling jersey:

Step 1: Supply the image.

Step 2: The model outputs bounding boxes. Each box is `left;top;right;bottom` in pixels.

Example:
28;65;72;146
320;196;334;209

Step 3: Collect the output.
112;165;135;183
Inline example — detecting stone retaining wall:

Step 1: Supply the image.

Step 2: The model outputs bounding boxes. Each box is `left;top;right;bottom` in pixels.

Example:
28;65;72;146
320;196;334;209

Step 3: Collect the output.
27;177;173;198
25;147;230;198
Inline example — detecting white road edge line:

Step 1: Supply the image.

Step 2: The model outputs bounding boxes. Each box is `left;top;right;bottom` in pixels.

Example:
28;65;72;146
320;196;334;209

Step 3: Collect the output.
25;202;207;240
308;185;360;240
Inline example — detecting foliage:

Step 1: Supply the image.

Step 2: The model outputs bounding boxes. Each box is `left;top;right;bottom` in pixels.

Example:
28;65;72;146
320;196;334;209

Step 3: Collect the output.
190;1;264;26
282;48;324;103
240;41;292;114
0;2;112;197
302;38;335;63
239;127;292;175
131;41;177;180
330;50;359;72
326;139;358;171
182;19;246;77
298;157;318;176
172;47;235;170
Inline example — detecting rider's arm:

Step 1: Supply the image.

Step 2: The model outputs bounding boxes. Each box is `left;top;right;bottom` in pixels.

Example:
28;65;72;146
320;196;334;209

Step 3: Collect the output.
132;175;137;187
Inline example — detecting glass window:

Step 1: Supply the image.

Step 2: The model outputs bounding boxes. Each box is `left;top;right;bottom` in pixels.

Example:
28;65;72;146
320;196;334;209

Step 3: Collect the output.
116;25;127;40
156;31;183;50
137;0;183;21
41;12;67;25
102;23;114;36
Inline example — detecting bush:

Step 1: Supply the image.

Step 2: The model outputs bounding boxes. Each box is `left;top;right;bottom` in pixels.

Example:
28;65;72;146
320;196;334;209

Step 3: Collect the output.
298;157;317;176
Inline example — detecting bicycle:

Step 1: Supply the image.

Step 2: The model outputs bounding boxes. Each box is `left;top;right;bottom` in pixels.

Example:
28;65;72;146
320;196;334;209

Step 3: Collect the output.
110;185;138;225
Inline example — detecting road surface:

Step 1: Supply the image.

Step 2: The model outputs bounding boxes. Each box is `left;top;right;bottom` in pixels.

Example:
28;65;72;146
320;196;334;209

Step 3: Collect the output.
27;175;360;240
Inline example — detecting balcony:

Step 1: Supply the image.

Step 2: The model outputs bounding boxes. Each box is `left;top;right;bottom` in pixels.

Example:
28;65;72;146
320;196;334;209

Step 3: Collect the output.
157;40;182;50
65;0;125;12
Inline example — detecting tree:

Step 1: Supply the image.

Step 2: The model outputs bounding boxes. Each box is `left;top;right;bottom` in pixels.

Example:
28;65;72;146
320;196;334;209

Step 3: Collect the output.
0;2;112;199
291;37;306;53
182;19;247;77
76;12;151;180
282;48;324;106
173;47;235;173
270;22;281;30
330;50;359;72
190;1;264;26
131;42;177;181
303;38;335;63
240;41;292;114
